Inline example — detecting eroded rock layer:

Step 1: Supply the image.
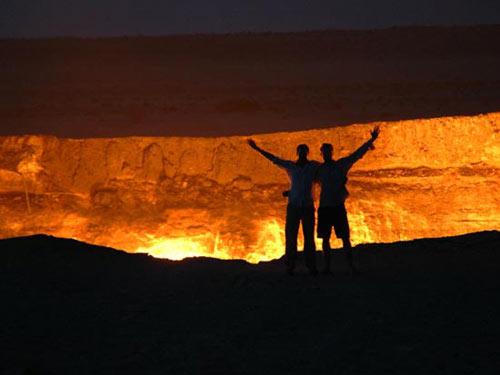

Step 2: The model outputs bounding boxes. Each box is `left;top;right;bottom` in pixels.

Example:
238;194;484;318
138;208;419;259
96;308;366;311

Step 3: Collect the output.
0;113;498;262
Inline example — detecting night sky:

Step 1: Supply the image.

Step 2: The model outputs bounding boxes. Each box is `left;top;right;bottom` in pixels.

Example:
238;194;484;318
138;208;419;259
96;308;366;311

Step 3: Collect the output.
1;0;500;38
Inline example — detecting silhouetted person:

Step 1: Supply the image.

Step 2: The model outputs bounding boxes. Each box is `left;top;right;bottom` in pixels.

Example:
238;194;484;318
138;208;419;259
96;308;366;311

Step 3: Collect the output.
247;139;319;275
317;126;380;274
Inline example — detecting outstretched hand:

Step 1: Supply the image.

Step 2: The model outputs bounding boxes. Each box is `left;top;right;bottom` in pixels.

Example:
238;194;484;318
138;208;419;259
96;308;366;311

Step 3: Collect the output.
247;138;258;149
371;126;380;140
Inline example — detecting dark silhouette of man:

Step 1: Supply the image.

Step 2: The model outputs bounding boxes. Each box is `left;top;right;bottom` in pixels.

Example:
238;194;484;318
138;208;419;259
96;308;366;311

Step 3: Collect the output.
316;126;380;274
247;139;319;275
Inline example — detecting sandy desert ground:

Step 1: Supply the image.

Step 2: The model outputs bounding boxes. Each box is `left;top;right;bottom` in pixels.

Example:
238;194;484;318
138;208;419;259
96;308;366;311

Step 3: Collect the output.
1;231;499;374
1;26;499;137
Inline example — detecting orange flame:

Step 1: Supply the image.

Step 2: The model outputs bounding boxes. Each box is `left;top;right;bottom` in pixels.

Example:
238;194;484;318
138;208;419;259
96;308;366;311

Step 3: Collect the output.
0;113;498;263
135;219;285;263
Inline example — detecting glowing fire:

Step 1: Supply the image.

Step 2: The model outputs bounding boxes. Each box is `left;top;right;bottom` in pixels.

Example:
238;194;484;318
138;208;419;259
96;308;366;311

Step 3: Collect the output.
114;215;372;263
135;219;284;263
136;234;220;260
0;113;498;263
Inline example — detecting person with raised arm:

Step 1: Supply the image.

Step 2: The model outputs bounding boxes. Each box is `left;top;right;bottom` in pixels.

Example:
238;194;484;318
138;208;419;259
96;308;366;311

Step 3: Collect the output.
316;126;380;275
247;139;320;275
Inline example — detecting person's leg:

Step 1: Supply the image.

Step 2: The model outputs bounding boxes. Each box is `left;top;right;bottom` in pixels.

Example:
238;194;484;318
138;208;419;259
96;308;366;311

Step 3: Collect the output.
285;205;300;274
322;236;332;274
334;204;357;274
317;207;333;274
302;206;317;275
341;234;357;273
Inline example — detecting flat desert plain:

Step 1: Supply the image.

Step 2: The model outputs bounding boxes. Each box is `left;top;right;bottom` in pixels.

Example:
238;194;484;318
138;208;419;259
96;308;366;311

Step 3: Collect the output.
1;26;499;137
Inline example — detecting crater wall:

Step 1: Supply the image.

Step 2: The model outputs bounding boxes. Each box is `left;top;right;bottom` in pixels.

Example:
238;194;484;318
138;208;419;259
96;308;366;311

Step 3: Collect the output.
0;113;498;261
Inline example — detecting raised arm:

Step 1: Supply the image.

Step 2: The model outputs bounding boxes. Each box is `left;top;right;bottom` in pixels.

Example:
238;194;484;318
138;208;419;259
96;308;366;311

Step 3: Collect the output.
342;126;380;171
247;139;293;169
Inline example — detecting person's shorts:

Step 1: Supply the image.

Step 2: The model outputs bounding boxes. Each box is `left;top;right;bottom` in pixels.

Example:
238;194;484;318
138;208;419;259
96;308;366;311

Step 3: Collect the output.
317;204;350;239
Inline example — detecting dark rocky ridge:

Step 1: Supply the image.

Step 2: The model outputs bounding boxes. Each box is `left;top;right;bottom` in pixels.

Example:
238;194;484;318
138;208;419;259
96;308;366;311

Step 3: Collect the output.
1;231;500;374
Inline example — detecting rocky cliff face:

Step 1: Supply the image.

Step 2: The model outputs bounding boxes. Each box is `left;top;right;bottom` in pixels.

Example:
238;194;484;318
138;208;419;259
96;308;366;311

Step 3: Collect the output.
0;113;498;262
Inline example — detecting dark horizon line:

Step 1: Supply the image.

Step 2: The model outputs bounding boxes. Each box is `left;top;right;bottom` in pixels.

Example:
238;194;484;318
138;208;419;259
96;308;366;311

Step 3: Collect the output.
2;23;499;41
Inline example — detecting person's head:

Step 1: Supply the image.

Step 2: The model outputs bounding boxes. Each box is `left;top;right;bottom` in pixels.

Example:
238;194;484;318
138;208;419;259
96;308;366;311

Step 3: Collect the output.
320;143;333;161
296;144;309;160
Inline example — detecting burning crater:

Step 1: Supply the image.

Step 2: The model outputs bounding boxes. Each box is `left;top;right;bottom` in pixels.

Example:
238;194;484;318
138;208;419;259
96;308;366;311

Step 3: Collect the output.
0;113;498;262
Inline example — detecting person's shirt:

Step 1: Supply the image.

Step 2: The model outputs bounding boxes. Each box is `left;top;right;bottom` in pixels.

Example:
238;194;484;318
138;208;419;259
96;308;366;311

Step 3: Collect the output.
317;138;374;207
267;156;320;207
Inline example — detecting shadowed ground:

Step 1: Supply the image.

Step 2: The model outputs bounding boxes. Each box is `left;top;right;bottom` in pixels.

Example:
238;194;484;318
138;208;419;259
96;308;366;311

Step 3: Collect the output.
1;231;499;374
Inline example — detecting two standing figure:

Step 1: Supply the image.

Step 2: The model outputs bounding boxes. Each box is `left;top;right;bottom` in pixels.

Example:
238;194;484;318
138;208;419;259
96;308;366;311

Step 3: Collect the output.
248;126;379;275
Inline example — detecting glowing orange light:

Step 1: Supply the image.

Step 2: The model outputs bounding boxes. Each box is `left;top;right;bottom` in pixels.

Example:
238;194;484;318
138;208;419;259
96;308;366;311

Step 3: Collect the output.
134;219;284;263
0;113;498;263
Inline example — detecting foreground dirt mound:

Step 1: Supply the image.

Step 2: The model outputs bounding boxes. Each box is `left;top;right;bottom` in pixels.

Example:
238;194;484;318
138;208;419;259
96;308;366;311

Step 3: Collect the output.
1;231;499;374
